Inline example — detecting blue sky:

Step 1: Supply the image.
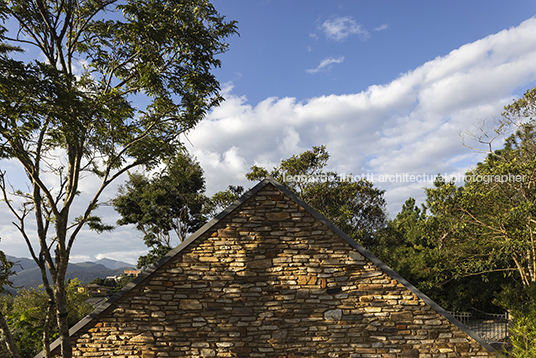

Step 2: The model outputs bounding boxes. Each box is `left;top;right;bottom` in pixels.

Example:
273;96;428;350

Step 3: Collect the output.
211;0;536;104
2;0;536;264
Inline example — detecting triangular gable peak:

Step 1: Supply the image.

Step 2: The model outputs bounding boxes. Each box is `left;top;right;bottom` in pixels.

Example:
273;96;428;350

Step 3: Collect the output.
40;178;497;358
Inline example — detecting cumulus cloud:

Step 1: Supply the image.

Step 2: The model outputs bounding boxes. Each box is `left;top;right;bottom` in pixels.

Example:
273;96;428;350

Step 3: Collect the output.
321;16;370;41
306;56;345;74
187;17;536;216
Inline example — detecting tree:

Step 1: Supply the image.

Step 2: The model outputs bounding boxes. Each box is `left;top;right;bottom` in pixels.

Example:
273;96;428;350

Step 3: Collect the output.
204;185;244;217
246;146;387;249
374;198;438;286
426;128;536;287
112;152;208;269
0;250;19;358
376;195;509;312
446;87;536;286
0;1;237;356
387;88;536;310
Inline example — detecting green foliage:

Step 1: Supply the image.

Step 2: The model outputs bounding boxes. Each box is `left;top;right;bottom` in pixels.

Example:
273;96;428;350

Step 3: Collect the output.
493;282;534;314
6;288;48;357
89;276;134;295
0;279;92;358
374;196;503;312
0;249;14;294
246;146;387;249
115;275;135;292
375;198;439;284
205;185;245;217
503;87;536;121
493;284;536;357
0;248;20;358
113;152;208;269
509;310;536;358
424;126;536;286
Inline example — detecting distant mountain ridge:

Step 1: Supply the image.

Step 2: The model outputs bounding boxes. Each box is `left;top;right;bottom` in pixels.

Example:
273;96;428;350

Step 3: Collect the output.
94;258;135;270
6;256;136;291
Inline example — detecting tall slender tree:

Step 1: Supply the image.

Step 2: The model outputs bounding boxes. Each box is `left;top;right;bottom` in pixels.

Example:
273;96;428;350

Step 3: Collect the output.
0;1;237;356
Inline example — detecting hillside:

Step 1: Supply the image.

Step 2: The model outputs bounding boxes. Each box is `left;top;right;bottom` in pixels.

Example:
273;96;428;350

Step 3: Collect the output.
6;256;136;290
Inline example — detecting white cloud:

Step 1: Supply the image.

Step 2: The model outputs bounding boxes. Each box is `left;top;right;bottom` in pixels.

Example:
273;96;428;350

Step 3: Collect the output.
70;255;92;263
95;253;138;266
374;24;389;32
306;56;345;74
188;17;536;216
321;16;370;41
277;127;302;154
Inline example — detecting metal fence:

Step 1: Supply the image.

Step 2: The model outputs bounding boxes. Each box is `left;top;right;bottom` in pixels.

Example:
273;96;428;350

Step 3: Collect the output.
448;310;510;344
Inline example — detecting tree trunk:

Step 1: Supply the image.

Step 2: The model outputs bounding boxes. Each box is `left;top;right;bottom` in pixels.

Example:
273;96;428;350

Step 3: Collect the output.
55;275;72;358
42;296;55;358
0;309;21;358
54;219;72;358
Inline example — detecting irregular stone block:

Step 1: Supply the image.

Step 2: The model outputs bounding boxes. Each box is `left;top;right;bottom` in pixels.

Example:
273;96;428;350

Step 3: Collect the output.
324;309;342;321
297;275;317;285
272;329;288;340
179;299;202;310
217;229;236;237
232;307;253;317
361;271;383;278
349;251;365;261
247;258;272;269
200;348;216;356
266;212;290;221
129;332;154;343
391;312;413;321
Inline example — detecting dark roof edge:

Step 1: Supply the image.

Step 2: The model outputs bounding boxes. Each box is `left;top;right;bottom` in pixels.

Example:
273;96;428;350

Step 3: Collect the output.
264;177;497;353
35;179;271;358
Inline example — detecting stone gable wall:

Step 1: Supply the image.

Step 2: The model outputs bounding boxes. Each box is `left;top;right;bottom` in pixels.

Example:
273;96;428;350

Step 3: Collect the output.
58;184;496;358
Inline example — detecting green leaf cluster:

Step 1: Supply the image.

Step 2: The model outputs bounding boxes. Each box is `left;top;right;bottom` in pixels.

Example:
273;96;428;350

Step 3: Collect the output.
0;249;14;294
375;195;507;312
204;185;244;217
0;279;92;358
112;152;208;269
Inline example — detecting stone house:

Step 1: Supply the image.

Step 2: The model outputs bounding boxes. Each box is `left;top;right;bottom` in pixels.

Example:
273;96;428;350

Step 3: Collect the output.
39;178;498;358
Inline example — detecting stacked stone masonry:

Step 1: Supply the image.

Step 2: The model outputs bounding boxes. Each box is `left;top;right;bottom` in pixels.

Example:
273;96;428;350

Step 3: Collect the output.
53;183;496;358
